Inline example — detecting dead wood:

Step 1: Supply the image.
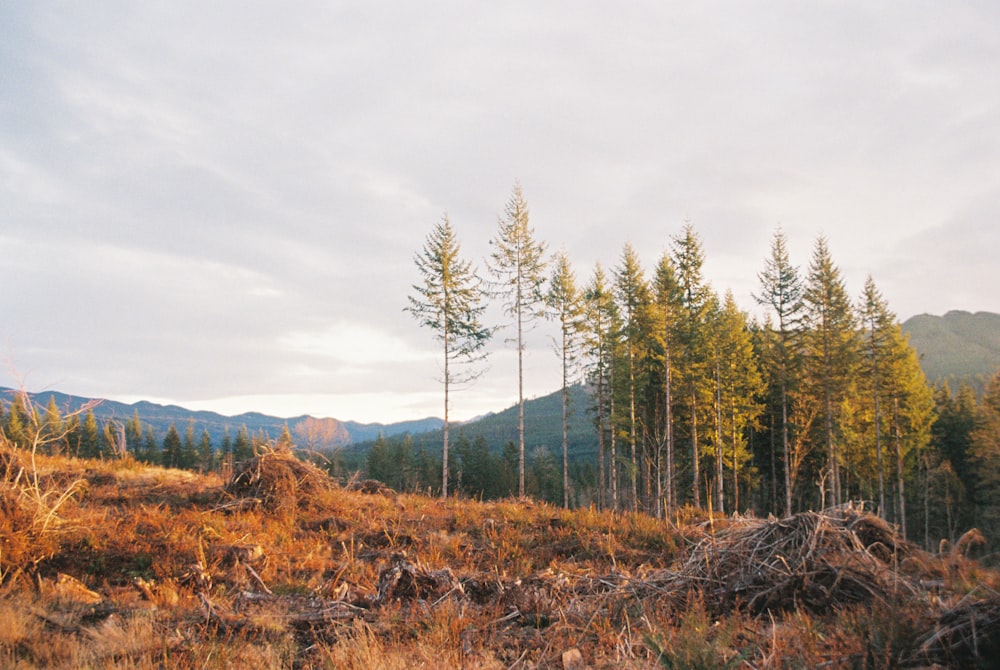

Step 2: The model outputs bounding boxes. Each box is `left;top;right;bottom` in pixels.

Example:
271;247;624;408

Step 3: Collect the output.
225;450;335;511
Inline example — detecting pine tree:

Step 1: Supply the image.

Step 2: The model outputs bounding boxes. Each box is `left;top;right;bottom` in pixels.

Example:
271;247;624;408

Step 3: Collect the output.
969;372;1000;551
142;426;159;464
614;243;653;512
42;397;63;455
712;291;764;513
125;410;144;456
181;420;198;470
754;228;803;516
583;263;619;510
546;250;584;508
652;252;683;517
233;426;254;463
407;215;492;498
487;182;547;497
162;423;183;468
801;236;860;507
198;429;214;472
80;409;101;459
672;223;715;508
4;392;32;449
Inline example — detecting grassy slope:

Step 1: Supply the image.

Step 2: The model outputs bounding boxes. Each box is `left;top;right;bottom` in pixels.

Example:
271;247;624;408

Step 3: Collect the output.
1;448;997;668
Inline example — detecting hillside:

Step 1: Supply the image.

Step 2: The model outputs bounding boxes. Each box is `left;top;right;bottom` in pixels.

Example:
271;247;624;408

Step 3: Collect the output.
381;384;597;462
1;446;997;667
902;310;1000;393
0;387;442;450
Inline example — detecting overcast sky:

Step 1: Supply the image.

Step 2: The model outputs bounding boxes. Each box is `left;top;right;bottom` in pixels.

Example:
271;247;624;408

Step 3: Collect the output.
2;2;998;424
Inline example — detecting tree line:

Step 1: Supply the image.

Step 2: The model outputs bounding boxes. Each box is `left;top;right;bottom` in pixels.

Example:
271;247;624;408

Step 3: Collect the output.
0;394;286;473
406;182;1000;549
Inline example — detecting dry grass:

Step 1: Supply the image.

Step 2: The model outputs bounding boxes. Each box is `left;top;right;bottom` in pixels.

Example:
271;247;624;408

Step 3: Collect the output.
0;443;997;668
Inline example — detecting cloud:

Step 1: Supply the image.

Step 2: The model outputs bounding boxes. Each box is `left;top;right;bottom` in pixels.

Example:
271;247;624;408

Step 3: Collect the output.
2;2;998;422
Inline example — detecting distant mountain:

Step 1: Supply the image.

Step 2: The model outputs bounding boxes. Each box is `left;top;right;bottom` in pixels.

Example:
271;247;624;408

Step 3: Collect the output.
0;387;442;450
902;310;1000;394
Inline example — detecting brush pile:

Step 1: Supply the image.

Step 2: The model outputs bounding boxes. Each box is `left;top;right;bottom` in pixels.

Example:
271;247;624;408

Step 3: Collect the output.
909;590;1000;667
656;505;916;615
226;450;335;511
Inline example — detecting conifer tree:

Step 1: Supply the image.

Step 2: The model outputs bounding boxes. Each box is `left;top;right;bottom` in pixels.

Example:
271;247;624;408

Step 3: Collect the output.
801;236;860;507
614;243;653;511
181;420;198;470
546;250;584;508
407;215;492;498
712;291;764;513
142;426;158;464
198;429;214;472
233;426;254;462
80;409;101;459
162;423;182;468
487;183;547;497
42;397;63;455
755;228;803;516
125;410;143;455
672;223;714;508
969;372;1000;550
583;263;619;510
652;252;683;517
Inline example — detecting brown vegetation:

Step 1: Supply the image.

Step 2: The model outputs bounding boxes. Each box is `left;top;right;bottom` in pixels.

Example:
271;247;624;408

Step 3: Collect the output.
1;443;998;668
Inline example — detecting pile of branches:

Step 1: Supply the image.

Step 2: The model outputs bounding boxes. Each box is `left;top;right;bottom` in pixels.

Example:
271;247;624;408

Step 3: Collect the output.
225;450;335;511
659;505;917;615
908;589;1000;667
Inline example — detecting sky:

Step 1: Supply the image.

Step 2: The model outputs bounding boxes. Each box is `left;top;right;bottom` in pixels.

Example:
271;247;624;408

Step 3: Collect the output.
2;2;998;424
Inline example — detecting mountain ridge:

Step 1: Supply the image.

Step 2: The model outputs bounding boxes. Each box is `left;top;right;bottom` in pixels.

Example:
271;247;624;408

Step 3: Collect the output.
0;387;442;450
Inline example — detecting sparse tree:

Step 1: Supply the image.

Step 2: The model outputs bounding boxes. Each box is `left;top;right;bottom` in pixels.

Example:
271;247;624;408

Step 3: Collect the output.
487;182;548;497
407;215;492;498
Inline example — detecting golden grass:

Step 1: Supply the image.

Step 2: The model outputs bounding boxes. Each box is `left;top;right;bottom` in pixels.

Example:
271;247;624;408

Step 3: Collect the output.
0;443;997;668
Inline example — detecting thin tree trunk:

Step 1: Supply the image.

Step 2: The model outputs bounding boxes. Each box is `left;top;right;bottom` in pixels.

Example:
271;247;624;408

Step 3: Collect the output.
665;340;675;516
629;346;638;512
442;329;450;498
561;330;570;509
597;369;606;510
691;385;700;508
714;359;724;515
518;301;525;498
610;358;618;512
893;396;906;539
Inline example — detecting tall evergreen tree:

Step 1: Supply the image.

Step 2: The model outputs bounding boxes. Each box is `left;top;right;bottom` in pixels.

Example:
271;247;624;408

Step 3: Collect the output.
652;252;683;517
487;182;548;497
583;263;619;510
614;243;653;512
710;291;765;513
801;236;860;507
546;250;584;508
407;215;492;498
754;228;803;516
672;223;714;508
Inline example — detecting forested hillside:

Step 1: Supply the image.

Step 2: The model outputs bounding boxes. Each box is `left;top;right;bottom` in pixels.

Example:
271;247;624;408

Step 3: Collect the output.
903;310;1000;394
